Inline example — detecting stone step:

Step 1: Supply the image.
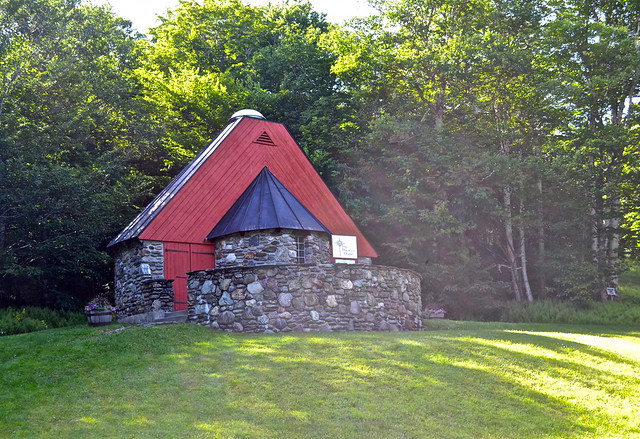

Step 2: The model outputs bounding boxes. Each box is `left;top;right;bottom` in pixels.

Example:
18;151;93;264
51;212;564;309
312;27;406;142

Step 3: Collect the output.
154;310;188;323
164;310;188;318
153;316;187;324
121;309;188;325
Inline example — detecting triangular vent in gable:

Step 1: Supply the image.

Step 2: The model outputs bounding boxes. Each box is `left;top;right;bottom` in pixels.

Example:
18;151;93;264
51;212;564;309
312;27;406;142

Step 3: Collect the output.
254;131;276;146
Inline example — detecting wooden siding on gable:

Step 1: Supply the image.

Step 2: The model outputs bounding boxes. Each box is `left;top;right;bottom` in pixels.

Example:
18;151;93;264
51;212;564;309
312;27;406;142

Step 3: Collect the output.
108;119;243;248
139;117;377;258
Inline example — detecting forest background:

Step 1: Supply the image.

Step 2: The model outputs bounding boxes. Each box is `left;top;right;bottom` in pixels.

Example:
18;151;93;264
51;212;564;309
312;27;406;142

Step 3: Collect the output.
0;0;638;319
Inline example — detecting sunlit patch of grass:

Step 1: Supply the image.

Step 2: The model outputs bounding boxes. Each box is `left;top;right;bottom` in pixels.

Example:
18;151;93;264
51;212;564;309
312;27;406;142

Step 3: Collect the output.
0;322;639;438
445;329;640;438
510;330;640;362
123;415;154;426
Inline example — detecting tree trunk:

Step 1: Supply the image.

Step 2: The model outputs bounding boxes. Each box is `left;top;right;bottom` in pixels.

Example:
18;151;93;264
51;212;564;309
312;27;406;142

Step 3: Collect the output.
434;93;444;132
536;177;546;297
606;193;621;299
591;192;609;301
503;185;523;301
518;198;534;301
0;216;5;250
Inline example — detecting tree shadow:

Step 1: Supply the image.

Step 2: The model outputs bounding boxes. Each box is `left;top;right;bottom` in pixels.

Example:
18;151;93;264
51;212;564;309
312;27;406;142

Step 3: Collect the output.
5;324;639;438
159;331;605;438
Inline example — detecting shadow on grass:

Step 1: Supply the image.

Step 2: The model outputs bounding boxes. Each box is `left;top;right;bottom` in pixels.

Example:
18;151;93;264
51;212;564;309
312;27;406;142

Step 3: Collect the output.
425;332;640;421
1;324;639;438
460;328;640;366
145;332;590;438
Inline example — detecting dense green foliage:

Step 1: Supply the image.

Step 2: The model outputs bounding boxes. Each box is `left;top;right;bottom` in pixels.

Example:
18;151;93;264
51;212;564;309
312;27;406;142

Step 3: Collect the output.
0;0;638;314
326;0;640;312
0;306;84;335
0;0;151;307
500;300;640;325
619;265;640;301
1;323;639;438
456;265;640;322
137;0;351;177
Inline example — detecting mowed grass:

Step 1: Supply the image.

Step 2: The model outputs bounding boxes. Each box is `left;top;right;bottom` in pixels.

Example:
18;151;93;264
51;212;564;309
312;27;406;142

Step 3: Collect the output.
1;321;639;438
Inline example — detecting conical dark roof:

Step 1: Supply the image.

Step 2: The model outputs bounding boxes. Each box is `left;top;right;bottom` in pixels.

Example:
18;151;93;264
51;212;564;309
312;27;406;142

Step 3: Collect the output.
207;167;329;241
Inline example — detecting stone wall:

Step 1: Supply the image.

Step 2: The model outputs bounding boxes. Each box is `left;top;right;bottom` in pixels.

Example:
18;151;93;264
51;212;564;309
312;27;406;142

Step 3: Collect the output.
215;229;331;268
117;279;176;323
188;264;422;332
114;239;171;318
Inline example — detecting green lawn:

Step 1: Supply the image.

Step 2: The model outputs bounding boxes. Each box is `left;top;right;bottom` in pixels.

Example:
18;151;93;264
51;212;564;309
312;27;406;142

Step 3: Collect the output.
1;321;639;438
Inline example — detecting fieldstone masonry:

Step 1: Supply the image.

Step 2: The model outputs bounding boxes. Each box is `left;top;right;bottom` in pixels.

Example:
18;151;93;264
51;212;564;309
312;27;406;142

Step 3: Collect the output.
188;264;423;332
118;279;176;323
215;229;331;268
114;239;174;319
113;230;421;331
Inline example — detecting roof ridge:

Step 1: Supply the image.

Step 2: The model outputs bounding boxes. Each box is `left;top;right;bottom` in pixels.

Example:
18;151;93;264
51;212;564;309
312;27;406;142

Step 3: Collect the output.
268;168;303;227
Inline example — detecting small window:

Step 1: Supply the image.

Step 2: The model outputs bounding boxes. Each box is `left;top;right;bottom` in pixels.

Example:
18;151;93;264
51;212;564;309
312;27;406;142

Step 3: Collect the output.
295;236;306;264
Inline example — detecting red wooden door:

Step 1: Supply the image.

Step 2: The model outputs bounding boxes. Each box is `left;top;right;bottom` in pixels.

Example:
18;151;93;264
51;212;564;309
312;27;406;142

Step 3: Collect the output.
165;242;215;311
165;242;190;311
190;243;216;272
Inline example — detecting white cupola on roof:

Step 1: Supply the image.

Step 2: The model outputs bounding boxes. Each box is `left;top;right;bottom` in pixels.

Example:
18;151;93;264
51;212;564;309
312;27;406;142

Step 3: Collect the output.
229;109;266;121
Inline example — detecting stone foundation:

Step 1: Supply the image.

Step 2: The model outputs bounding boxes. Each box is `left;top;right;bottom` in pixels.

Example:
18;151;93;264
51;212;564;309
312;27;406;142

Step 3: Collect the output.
188;264;422;332
215;229;331;268
113;239;171;318
117;279;175;323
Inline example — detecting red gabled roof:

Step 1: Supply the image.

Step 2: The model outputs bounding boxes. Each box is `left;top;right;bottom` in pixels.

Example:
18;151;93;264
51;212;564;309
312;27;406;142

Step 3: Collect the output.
109;115;377;258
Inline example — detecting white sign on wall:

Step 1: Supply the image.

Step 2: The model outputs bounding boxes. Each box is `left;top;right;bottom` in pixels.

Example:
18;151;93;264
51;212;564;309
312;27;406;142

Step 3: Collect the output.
332;235;358;260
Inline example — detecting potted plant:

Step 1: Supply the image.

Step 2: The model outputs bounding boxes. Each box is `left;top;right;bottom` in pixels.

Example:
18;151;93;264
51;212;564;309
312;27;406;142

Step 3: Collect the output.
85;294;116;326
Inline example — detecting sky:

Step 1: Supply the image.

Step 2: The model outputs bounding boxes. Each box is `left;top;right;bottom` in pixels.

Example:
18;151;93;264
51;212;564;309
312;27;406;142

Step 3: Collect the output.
91;0;377;33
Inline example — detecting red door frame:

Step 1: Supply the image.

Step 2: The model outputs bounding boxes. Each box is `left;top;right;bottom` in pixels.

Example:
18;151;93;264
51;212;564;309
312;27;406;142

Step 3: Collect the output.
164;242;215;311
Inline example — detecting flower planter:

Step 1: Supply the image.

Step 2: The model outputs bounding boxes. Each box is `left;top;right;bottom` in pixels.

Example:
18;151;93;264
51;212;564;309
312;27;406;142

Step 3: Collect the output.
87;310;113;326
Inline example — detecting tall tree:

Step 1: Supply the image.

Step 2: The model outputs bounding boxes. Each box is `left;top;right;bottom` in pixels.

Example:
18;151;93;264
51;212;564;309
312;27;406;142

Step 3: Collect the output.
136;0;351;178
327;0;553;310
326;0;640;312
541;0;640;298
0;0;147;307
